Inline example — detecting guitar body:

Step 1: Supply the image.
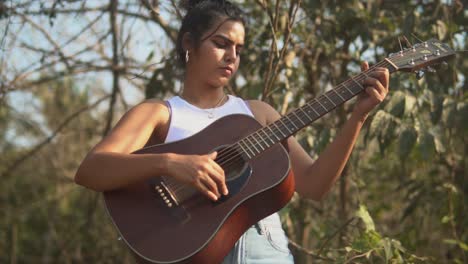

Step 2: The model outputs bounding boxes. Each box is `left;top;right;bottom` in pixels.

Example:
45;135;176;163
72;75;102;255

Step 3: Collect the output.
104;114;295;264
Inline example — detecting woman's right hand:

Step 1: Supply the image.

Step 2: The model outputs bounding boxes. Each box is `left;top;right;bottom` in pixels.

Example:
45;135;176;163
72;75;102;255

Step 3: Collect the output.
165;152;228;201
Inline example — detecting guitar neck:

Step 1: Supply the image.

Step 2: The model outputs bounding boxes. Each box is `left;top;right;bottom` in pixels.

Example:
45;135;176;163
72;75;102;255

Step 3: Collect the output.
236;59;397;160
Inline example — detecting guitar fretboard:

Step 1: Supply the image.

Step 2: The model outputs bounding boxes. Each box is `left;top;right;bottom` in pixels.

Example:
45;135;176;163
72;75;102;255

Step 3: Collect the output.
236;59;397;160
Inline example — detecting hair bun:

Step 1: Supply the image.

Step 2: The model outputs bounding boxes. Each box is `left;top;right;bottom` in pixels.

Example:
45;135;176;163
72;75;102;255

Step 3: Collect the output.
180;0;224;11
180;0;202;11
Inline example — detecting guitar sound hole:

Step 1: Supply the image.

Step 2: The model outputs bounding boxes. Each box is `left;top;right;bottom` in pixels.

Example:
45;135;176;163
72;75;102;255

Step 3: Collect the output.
214;145;251;201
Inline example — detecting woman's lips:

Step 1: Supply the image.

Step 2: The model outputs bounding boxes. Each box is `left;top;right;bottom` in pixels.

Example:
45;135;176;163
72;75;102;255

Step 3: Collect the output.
219;67;233;76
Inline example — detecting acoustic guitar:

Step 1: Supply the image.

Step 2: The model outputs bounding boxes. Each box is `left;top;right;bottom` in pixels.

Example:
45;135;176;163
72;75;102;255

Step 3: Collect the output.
104;39;455;263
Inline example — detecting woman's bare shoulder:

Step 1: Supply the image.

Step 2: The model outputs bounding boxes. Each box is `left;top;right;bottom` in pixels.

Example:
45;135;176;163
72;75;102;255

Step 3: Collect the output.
92;98;170;153
245;99;281;125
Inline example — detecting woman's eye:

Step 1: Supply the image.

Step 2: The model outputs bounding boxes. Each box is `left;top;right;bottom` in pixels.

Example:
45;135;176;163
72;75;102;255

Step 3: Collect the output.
214;41;227;48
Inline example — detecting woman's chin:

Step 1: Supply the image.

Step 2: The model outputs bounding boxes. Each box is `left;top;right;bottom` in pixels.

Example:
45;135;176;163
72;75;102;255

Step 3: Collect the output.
208;77;230;88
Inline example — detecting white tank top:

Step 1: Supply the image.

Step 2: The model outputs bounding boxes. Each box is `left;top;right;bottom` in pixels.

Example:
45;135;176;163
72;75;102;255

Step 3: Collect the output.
164;95;254;143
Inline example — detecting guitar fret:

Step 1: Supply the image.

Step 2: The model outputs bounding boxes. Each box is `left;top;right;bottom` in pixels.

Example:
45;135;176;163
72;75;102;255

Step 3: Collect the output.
255;131;269;149
350;76;364;90
236;142;251;159
333;88;346;101
315;98;328;112
251;135;265;151
267;126;281;141
341;82;354;95
286;116;299;130
323;93;337;107
299;107;313;121
245;136;260;154
279;118;293;134
260;128;275;144
273;122;287;137
292;110;306;126
309;104;321;116
361;72;370;80
238;140;253;159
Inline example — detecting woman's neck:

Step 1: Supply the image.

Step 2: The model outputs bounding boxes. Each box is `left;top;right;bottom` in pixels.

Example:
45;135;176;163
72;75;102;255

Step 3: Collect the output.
181;80;226;109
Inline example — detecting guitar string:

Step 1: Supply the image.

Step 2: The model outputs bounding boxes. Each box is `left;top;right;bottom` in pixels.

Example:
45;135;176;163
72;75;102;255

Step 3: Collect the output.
164;56;416;197
163;60;391;196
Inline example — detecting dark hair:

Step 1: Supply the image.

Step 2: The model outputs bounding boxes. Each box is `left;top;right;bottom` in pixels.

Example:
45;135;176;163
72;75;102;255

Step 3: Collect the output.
176;0;247;67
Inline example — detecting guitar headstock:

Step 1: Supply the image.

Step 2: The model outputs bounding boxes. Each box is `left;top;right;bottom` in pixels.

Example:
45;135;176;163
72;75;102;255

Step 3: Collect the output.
387;39;455;73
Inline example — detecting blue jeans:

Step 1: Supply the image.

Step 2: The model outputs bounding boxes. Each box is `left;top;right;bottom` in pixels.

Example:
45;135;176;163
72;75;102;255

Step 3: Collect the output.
222;213;294;264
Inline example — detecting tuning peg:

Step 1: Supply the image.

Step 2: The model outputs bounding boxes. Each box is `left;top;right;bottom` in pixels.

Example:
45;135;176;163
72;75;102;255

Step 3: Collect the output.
426;66;436;73
416;70;425;80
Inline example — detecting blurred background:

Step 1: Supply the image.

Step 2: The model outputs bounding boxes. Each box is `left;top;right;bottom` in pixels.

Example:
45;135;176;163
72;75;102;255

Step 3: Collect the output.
0;0;466;263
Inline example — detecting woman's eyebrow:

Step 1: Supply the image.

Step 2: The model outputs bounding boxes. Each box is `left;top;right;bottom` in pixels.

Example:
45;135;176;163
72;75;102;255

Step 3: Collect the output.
213;34;244;48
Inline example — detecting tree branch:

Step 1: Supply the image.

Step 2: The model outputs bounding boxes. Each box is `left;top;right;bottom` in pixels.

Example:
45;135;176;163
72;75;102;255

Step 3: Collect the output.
0;95;110;179
103;0;120;136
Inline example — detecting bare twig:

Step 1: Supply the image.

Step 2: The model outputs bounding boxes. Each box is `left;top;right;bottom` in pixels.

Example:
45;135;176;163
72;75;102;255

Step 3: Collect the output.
139;0;177;43
288;239;336;261
14;11;72;71
103;0;121;136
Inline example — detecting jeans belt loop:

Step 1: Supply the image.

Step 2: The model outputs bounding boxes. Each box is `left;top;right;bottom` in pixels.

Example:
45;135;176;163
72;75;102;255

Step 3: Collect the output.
254;220;267;235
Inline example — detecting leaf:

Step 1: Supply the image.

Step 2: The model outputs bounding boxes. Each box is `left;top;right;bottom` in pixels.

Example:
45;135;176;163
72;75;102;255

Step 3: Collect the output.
404;94;417;114
443;239;468;251
417;131;436;161
433;134;446;154
370;110;397;144
356;204;375;232
442;98;456;128
441;215;452;224
398;126;418;158
430;95;444;124
391;239;406;253
455;102;468;132
351;230;382;252
381;238;393;263
316;128;331;154
435;20;447;39
401;190;422;221
369;110;387;137
284;51;296;68
385;91;406;118
145;50;155;62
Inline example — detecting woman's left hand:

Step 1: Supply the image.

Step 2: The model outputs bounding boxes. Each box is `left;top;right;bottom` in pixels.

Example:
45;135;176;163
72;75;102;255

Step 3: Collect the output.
353;61;390;119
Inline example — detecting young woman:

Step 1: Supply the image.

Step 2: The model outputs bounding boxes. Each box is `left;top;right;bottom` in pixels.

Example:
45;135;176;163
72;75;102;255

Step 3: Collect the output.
75;0;389;263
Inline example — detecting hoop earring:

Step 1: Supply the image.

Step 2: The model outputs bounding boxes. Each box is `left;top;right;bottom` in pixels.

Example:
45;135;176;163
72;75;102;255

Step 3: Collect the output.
185;50;189;63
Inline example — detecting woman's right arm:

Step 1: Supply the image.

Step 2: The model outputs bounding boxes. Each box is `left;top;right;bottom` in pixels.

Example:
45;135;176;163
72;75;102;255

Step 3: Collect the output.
74;99;227;200
74;99;170;192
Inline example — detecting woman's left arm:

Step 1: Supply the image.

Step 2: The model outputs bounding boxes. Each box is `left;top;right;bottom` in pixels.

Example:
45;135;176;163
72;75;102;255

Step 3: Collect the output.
269;62;389;201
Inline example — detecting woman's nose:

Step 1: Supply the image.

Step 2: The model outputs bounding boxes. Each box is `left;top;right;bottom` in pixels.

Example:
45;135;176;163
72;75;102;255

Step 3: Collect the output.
224;46;237;63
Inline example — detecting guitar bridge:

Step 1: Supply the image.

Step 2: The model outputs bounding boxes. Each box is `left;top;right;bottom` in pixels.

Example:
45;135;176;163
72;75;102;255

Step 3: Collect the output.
154;180;180;208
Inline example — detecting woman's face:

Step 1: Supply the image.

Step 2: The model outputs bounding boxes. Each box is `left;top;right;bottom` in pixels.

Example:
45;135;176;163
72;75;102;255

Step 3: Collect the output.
187;19;245;88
